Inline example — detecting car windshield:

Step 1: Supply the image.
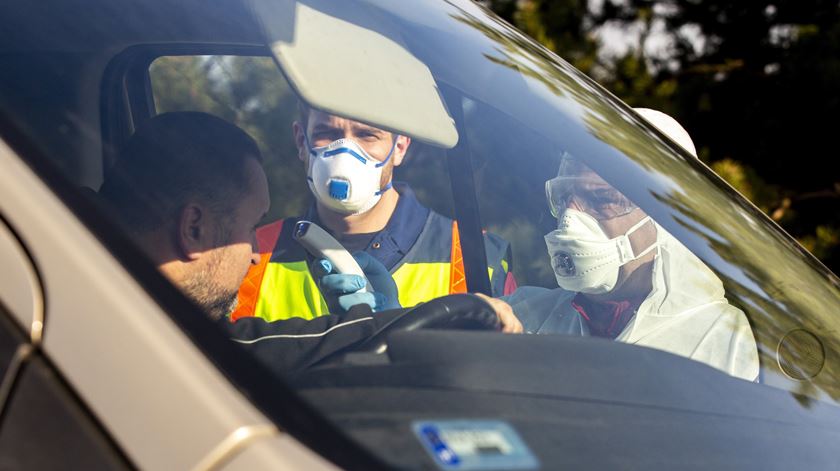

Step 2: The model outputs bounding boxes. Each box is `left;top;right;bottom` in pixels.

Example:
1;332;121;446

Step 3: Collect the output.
3;0;840;467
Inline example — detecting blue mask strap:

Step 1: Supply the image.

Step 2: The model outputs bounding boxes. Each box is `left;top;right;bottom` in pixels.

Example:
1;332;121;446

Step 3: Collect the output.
375;135;400;168
375;135;400;195
303;129;316;185
302;128;317;156
375;181;393;196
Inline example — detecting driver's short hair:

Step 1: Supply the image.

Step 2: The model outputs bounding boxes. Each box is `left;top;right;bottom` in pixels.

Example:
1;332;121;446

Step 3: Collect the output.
100;112;262;236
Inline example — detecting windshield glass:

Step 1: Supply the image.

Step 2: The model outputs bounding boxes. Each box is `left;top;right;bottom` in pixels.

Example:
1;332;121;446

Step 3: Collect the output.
3;0;840;467
280;0;840;396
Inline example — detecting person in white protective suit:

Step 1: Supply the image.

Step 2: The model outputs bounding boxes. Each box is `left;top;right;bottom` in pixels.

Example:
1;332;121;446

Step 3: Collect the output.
506;108;760;381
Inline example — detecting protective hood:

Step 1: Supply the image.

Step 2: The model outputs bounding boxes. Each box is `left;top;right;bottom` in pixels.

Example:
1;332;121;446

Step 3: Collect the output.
615;224;759;380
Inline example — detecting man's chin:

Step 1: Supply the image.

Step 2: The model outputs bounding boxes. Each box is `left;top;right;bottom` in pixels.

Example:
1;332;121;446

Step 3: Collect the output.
226;297;239;317
199;292;239;321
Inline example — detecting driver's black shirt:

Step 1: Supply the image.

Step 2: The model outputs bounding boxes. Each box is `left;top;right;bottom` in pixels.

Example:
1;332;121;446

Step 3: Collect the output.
222;304;405;375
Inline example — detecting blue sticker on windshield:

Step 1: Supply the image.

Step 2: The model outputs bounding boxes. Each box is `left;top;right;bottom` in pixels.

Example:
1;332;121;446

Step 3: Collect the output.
412;420;539;470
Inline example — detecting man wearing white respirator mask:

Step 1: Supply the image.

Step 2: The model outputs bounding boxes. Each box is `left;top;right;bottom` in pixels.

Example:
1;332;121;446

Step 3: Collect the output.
505;108;759;381
230;103;518;329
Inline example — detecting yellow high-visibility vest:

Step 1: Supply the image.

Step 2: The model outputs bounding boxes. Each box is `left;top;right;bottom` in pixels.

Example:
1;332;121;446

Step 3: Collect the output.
231;213;512;322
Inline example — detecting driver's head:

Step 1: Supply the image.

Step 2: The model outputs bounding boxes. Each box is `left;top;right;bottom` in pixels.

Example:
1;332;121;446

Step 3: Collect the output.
293;102;411;215
100;112;270;320
544;109;696;297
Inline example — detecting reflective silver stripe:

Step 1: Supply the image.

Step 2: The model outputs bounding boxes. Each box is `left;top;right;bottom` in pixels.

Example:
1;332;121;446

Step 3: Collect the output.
230;316;374;344
190;424;278;471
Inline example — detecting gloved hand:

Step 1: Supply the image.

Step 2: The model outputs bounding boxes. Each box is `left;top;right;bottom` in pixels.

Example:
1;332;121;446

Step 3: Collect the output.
313;252;401;314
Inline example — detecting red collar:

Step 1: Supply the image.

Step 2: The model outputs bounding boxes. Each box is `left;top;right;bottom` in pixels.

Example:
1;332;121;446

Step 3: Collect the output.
570;293;637;339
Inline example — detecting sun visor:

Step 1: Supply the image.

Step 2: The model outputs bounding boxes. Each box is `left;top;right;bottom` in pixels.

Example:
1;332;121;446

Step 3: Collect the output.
248;0;459;148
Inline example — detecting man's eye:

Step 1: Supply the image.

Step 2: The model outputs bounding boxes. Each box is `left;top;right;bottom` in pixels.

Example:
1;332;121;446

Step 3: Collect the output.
313;131;341;142
579;190;619;209
357;131;380;140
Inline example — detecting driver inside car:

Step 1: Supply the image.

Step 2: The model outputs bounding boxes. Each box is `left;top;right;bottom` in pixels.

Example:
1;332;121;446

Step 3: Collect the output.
505;109;759;381
99;111;521;375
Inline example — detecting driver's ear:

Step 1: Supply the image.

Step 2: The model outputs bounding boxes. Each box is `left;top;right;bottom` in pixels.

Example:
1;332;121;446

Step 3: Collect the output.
392;135;410;167
176;203;210;260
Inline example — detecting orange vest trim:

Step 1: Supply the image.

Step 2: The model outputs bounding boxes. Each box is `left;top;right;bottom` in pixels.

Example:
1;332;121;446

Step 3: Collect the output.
449;220;467;294
230;220;284;321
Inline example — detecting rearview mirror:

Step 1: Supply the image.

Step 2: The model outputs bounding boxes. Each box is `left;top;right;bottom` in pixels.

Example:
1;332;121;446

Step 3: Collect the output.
248;0;459;148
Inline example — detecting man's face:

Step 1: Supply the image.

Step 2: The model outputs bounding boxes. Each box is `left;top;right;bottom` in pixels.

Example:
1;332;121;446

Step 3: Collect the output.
295;110;409;188
183;158;270;319
552;161;657;288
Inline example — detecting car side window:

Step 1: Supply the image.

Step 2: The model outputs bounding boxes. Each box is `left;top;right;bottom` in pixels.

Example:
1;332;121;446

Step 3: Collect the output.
0;354;133;470
0;303;24;391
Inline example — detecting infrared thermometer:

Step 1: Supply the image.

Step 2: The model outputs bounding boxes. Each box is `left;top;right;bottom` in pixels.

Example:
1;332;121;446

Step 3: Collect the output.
293;220;371;293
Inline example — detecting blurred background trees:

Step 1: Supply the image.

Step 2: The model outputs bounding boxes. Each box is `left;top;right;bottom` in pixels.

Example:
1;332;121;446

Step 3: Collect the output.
484;0;840;273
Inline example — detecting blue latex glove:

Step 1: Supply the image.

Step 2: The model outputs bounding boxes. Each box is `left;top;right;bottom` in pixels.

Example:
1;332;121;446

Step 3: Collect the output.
313;252;401;313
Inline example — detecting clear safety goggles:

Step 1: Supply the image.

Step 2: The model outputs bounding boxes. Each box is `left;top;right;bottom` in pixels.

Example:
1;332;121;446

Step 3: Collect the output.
545;155;638;220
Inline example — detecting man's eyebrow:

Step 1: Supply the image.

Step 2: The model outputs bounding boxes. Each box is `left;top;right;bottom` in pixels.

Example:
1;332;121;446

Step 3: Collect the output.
311;123;340;133
352;123;386;135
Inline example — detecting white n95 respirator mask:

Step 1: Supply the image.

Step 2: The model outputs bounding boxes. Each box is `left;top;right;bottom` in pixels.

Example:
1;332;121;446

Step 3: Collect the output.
544;208;657;294
306;135;398;215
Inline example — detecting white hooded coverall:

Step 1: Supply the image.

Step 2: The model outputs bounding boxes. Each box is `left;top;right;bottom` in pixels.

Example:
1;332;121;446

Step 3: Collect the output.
507;226;760;381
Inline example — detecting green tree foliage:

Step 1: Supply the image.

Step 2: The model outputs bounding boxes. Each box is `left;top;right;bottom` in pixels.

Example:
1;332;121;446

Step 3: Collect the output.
487;0;599;73
486;0;840;273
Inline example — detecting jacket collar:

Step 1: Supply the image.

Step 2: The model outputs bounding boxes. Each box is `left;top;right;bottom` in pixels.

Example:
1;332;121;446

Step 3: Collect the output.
305;182;430;266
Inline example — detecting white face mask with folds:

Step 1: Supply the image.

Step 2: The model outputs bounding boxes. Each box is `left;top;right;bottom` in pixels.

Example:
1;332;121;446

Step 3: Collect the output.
544;208;658;294
305;135;398;215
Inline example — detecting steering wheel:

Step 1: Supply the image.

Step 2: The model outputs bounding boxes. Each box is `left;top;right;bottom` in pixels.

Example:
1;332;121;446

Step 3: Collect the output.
353;293;500;354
